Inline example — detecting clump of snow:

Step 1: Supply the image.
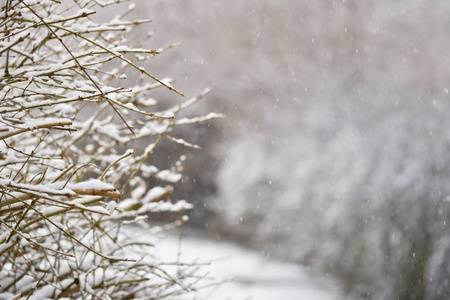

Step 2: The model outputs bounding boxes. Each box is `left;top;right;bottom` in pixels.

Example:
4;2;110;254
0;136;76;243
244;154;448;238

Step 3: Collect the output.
162;111;175;119
71;179;115;192
156;170;182;183
70;180;120;198
160;78;174;88
143;186;172;202
106;201;117;213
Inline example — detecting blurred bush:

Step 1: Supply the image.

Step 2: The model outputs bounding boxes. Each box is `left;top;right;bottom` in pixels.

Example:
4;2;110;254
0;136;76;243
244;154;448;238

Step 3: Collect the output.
139;1;450;299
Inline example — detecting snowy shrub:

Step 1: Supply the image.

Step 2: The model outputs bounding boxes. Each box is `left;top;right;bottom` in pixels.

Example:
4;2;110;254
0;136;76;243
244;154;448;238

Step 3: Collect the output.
0;1;219;298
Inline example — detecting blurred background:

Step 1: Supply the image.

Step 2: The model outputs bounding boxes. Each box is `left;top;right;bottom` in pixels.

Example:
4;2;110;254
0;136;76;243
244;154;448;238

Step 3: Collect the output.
126;1;450;299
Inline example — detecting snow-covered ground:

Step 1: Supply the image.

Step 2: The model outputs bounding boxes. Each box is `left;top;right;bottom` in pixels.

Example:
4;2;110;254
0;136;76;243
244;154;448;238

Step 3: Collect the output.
145;230;341;300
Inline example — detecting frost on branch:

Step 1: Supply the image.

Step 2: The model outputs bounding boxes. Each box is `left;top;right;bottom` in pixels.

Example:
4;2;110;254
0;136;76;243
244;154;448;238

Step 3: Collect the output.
0;1;220;299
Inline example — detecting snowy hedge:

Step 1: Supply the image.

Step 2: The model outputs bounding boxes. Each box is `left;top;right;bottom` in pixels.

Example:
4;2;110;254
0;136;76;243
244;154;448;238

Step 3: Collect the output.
0;1;219;298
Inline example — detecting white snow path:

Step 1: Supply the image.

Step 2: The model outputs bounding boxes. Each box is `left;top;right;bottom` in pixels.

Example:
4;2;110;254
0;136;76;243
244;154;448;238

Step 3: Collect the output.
144;230;341;300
